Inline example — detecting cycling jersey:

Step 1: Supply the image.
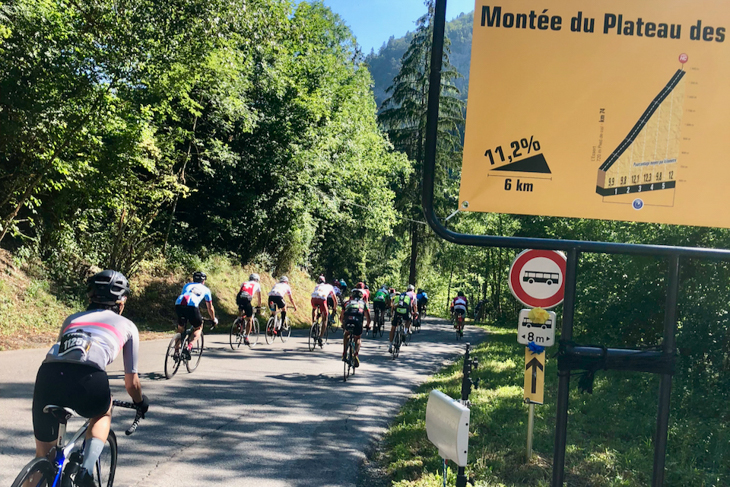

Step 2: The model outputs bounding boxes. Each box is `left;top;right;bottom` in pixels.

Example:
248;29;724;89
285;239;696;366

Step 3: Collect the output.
417;292;428;302
43;309;140;374
395;293;414;317
239;280;261;299
269;282;292;298
175;282;213;308
452;296;468;313
373;289;388;302
311;283;335;299
343;298;367;335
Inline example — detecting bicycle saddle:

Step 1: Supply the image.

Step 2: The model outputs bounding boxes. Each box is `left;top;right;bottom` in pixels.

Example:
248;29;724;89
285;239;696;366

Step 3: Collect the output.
43;405;79;423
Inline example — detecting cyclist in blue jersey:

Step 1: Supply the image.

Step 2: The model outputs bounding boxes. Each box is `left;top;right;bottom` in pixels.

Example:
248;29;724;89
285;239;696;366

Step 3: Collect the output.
175;271;218;355
31;270;149;487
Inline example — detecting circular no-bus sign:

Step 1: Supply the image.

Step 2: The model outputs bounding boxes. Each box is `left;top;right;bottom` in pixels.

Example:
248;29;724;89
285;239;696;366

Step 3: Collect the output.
509;250;567;309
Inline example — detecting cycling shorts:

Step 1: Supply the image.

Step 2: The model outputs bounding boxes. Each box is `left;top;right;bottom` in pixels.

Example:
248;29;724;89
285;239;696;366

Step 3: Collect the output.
176;304;203;329
373;301;387;312
453;307;466;317
344;320;363;336
268;295;286;312
238;295;254;318
32;362;111;442
311;297;328;316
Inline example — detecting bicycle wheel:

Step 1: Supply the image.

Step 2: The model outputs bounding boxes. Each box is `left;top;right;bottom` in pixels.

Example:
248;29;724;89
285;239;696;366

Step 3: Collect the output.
378;314;385;337
249;317;260;347
94;429;117;487
280;316;291;343
265;317;276;344
230;318;244;350
392;333;400;359
164;334;182;379
343;341;352;382
308;321;318;352
10;457;55;487
186;331;204;373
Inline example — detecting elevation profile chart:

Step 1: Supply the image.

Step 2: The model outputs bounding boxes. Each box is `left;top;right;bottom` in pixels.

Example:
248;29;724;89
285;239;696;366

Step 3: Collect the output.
596;68;686;197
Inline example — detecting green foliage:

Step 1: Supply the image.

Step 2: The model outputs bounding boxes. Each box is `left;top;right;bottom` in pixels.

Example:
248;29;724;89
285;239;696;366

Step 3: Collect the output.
379;323;729;486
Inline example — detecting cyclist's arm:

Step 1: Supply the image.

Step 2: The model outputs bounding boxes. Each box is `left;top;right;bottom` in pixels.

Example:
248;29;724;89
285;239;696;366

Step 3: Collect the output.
287;292;298;311
205;300;216;320
329;290;337;311
256;289;262;307
122;329;143;402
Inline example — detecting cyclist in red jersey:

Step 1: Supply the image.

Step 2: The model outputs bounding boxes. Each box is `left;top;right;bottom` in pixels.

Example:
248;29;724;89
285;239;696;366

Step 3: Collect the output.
236;273;263;345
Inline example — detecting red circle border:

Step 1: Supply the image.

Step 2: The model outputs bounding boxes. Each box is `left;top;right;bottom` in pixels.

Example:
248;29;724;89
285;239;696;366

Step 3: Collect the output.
509;250;567;308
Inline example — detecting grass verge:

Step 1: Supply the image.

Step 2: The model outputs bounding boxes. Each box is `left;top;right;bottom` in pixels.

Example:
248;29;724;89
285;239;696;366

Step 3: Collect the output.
1;250;316;351
375;321;728;487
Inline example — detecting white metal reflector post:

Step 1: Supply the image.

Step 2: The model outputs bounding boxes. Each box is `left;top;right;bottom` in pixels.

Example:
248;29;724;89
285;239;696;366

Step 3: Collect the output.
426;389;470;467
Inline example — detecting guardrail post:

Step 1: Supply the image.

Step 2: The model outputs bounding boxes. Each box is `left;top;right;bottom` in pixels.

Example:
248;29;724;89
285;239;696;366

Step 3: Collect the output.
652;254;680;486
552;248;579;486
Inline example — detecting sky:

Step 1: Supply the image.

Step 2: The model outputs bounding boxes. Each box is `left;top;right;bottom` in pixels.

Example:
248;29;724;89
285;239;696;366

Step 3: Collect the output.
299;0;476;54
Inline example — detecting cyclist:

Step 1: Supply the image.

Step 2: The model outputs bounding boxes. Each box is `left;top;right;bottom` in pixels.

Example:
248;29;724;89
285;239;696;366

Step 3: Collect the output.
236;273;262;346
339;278;348;296
416;288;429;316
341;287;371;367
372;285;389;328
451;291;469;337
311;275;337;346
388;287;398;316
268;276;299;332
175;271;218;356
389;285;418;353
31;270;149;487
356;281;370;302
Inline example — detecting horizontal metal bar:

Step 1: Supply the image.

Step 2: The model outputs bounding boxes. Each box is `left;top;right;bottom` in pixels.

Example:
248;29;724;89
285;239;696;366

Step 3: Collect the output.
560;346;671;374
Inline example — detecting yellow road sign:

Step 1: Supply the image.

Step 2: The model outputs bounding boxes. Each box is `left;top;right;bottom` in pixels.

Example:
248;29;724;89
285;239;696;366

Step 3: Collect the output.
461;0;730;228
524;349;545;404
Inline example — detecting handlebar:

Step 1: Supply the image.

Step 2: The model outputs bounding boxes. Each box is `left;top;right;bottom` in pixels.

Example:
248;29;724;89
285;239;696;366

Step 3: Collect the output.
112;400;146;436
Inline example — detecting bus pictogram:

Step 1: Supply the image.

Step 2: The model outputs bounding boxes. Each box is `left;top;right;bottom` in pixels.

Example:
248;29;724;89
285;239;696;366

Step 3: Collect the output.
522;270;560;285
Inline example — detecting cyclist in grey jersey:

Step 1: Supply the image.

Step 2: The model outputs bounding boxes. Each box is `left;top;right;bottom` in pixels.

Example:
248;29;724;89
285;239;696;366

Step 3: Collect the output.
31;270;148;487
45;309;140;374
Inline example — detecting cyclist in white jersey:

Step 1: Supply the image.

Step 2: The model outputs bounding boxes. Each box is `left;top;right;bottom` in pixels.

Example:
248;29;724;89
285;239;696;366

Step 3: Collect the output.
174;271;218;353
268;276;299;329
310;276;337;346
31;270;148;487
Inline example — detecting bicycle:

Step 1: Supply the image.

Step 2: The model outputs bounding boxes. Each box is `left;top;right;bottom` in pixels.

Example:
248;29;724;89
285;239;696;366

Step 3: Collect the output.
413;312;422;333
372;307;385;338
390;315;407;359
11;400;144;487
264;305;292;344
164;318;212;379
454;312;465;340
229;307;261;350
343;323;357;381
308;307;330;351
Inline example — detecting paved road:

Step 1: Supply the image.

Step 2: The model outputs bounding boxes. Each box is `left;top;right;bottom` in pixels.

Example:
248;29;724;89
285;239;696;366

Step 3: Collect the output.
0;318;485;486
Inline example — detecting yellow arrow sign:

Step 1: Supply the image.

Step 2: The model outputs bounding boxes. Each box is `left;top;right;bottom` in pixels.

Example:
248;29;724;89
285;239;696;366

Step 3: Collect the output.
524;349;545;405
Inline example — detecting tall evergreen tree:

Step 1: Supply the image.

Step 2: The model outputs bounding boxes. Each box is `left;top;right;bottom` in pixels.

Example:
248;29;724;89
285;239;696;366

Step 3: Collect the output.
377;0;465;285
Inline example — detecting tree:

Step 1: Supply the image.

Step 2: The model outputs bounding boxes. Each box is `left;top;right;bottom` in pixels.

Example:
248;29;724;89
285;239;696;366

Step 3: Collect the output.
377;0;465;285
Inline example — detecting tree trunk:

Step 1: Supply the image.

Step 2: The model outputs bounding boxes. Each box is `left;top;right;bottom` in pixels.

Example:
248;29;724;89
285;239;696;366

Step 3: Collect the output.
408;221;419;285
446;263;454;312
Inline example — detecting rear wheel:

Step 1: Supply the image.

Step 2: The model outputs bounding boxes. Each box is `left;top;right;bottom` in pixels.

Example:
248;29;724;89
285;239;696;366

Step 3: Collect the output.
392;333;401;359
10;457;55;487
164;334;182;379
265;317;276;344
343;341;353;381
186;331;204;372
94;429;117;487
230;318;244;350
308;321;318;352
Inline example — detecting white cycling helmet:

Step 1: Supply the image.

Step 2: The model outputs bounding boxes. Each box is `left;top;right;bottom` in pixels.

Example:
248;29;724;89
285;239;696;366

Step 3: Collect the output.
249;273;260;282
279;276;289;283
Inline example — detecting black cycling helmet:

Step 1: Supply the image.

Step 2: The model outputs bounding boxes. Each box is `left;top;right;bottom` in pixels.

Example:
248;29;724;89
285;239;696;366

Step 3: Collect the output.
457;291;465;297
87;270;130;305
193;271;207;283
351;288;364;299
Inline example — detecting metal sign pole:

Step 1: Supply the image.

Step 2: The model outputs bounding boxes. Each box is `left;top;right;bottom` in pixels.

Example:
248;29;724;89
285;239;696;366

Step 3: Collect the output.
652;255;680;486
527;402;535;460
552;248;579;487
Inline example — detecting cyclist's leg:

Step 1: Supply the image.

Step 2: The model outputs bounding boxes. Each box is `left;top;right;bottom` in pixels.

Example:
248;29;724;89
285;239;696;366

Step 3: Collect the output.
188;307;204;346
